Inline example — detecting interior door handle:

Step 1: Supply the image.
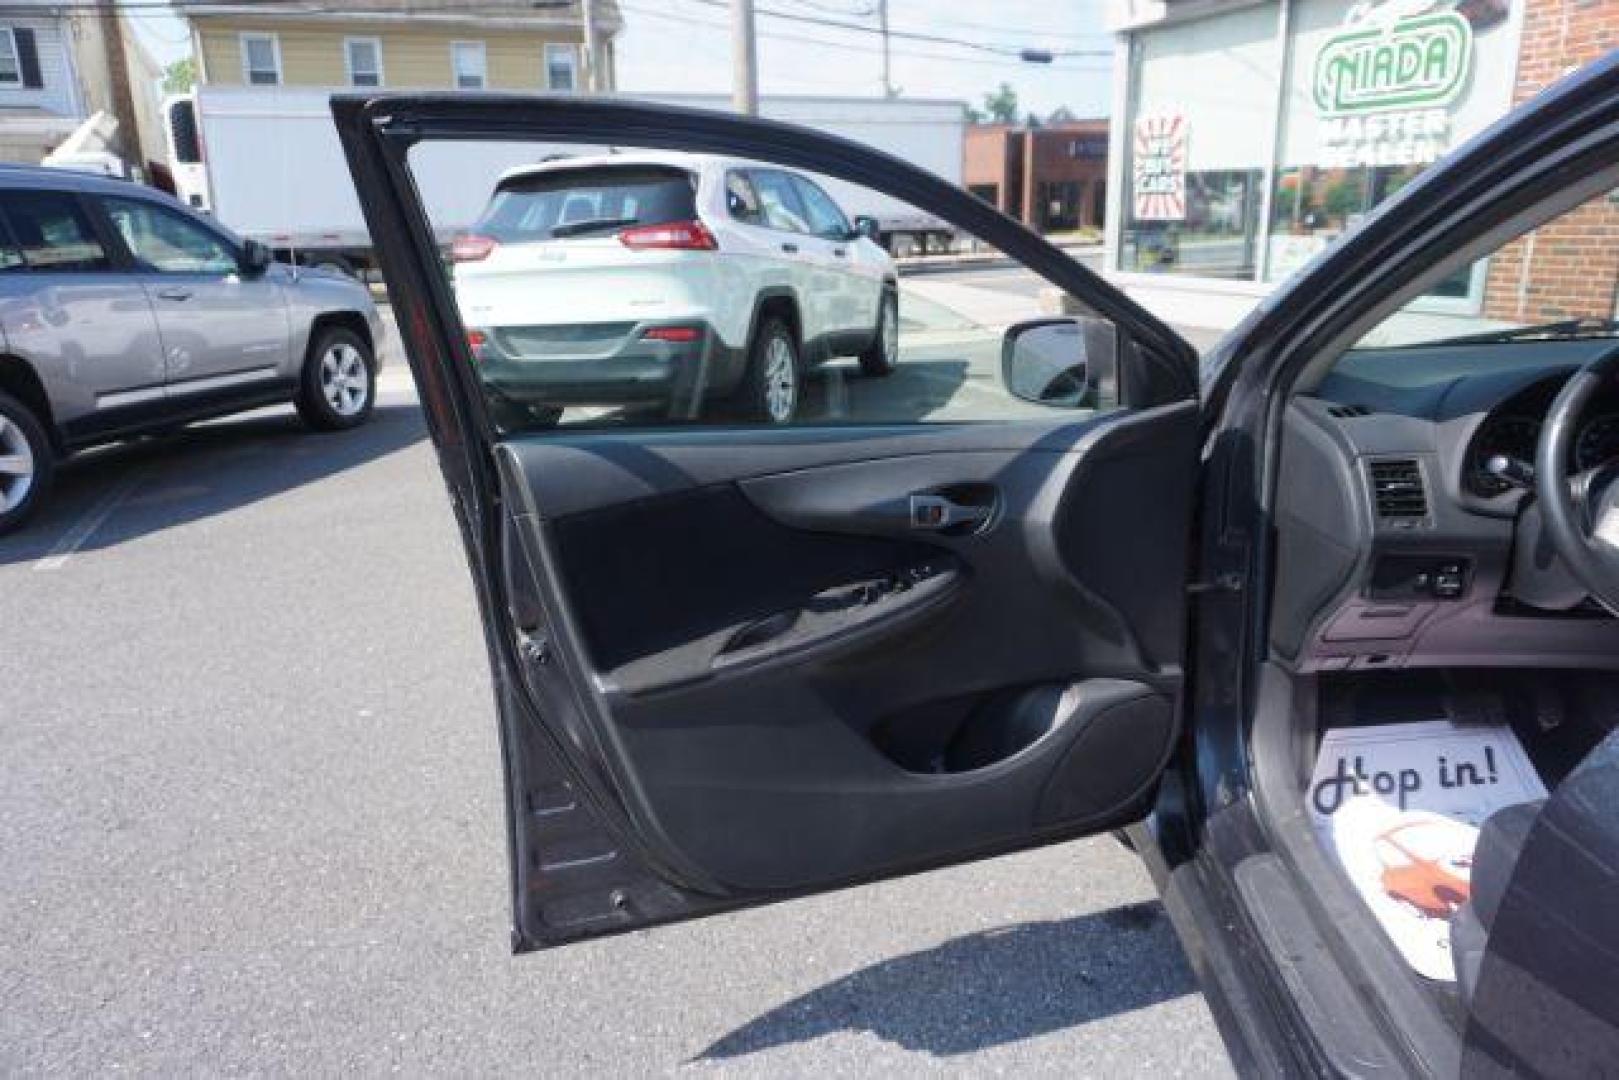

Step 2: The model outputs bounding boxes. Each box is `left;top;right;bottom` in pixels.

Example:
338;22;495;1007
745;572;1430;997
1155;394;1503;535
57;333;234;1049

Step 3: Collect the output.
155;287;193;302
780;242;799;254
910;493;994;531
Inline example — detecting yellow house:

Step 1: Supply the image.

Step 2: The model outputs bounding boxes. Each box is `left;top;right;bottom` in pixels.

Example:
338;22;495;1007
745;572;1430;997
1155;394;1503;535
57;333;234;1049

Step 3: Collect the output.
176;0;621;93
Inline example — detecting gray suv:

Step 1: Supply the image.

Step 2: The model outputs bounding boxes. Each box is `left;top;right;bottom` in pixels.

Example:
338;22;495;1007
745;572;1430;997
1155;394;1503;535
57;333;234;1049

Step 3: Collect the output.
0;165;384;533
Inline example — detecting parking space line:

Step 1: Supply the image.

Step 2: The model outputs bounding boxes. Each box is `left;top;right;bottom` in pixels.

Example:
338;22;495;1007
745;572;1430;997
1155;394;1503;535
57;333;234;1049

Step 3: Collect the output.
33;472;145;572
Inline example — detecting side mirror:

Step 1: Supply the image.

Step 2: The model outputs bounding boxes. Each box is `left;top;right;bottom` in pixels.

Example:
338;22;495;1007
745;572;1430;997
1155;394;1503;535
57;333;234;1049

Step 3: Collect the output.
852;215;880;242
240;238;273;275
1001;317;1114;409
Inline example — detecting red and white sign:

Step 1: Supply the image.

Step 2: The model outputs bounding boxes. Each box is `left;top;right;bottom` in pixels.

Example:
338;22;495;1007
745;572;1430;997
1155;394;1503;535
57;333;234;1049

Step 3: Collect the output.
1132;113;1187;221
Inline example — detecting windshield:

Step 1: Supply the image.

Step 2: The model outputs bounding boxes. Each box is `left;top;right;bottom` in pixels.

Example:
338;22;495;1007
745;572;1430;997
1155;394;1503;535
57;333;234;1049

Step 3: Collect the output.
471;165;698;243
1351;187;1619;351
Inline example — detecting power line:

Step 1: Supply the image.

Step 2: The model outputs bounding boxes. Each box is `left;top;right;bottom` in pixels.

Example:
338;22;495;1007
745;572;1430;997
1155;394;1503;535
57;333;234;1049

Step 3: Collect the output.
886;0;1112;44
674;0;1110;58
621;1;1110;71
775;0;875;17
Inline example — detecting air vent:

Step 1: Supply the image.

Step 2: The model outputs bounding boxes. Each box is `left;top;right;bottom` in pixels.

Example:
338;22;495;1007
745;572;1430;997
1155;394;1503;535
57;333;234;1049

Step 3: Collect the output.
1368;459;1428;520
1328;403;1372;418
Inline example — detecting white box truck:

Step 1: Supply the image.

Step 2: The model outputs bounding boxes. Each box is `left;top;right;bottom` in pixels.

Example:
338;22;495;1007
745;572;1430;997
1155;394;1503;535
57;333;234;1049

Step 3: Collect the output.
164;87;967;277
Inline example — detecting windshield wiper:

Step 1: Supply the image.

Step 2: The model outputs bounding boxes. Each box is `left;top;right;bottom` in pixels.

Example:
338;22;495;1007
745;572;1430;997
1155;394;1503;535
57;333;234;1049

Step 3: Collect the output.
548;216;639;239
1420;316;1619;347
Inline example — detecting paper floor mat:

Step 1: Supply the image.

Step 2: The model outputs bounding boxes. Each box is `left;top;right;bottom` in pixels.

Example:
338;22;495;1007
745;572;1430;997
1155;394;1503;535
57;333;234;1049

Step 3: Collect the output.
1307;720;1548;981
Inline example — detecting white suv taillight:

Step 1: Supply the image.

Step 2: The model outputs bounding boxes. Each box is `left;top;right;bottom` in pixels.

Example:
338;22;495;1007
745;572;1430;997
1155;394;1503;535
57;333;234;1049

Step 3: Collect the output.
618;220;717;251
452;233;498;262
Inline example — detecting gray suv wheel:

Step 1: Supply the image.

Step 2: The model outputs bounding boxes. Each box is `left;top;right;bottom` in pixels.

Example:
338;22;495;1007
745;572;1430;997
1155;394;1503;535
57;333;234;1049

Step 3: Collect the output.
0;391;53;535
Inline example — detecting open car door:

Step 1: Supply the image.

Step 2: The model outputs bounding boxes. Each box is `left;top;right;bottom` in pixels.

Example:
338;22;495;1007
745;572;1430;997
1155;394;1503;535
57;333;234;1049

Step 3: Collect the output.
332;95;1203;949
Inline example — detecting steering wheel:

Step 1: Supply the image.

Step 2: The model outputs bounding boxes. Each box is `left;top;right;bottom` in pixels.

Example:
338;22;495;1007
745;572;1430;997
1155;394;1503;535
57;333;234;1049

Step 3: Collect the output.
1536;341;1619;614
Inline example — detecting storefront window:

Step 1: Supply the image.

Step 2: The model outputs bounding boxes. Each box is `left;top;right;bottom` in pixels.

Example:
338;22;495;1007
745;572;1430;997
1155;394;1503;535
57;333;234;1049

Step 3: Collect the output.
1115;0;1524;302
1264;0;1519;294
1120;4;1279;280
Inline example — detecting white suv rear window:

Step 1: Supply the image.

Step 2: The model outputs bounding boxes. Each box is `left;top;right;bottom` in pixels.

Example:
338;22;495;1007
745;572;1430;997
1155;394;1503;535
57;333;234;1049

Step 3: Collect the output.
473;167;698;243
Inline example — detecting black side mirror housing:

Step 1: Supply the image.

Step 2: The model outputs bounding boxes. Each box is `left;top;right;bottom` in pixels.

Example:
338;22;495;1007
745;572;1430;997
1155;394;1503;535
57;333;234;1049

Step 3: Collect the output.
1000;317;1116;409
240;238;273;276
852;215;881;242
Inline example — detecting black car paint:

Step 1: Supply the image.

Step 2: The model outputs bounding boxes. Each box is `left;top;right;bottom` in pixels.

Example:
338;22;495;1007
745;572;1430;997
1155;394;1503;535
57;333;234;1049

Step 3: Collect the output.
331;53;1619;1078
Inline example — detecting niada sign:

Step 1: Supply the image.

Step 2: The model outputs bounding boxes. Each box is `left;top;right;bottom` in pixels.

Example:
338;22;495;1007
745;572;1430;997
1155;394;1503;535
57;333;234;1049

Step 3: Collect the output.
1313;10;1474;116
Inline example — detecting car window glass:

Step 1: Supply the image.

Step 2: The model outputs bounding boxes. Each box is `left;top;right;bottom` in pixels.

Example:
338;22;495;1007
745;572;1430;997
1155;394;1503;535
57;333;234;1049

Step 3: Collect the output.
725;170;763;226
101;197;238;274
410;138;1120;436
793;176;851;241
469;166;697;243
0;215;24;271
1351;187;1619;350
749;170;811;234
2;191;111;272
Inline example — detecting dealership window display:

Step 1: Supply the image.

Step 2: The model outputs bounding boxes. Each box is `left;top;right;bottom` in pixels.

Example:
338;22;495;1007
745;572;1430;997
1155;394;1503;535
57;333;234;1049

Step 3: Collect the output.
1116;0;1522;310
1120;3;1277;279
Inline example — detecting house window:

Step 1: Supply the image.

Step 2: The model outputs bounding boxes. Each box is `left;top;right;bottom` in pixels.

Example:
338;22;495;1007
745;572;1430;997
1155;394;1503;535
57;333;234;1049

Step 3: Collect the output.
241;32;281;86
0;28;19;86
344;37;382;88
544;43;577;92
451;41;486;89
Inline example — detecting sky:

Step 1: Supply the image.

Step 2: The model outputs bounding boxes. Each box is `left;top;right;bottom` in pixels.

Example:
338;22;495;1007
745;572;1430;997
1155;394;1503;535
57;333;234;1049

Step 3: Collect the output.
125;0;1118;120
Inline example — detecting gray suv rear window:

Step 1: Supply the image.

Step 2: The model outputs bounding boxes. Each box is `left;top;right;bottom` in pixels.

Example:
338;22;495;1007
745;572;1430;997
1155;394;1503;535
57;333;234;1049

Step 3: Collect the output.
473;166;697;242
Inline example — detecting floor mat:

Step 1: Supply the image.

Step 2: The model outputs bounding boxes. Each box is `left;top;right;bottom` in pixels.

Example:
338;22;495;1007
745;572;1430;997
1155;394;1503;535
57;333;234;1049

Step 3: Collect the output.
1307;720;1547;981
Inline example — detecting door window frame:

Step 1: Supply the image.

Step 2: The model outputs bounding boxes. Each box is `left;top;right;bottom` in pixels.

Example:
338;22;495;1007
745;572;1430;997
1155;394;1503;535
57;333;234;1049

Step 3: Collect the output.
790;174;853;241
332;95;1199;447
240;32;282;86
746;168;812;235
0;189;124;274
92;194;242;276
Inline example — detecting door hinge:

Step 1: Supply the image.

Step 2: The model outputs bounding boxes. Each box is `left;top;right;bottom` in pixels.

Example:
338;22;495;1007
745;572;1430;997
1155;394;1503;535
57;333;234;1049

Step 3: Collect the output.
1186;572;1244;596
517;631;552;665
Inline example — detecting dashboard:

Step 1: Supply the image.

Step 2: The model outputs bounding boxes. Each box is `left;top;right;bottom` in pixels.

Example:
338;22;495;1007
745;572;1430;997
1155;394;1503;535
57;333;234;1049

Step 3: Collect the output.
1271;336;1619;674
1464;380;1619;496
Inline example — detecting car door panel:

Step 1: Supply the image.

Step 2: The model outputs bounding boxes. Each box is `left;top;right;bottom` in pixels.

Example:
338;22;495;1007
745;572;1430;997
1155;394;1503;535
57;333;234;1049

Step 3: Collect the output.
0;190;166;431
332;93;1202;950
492;401;1193;918
95;195;290;390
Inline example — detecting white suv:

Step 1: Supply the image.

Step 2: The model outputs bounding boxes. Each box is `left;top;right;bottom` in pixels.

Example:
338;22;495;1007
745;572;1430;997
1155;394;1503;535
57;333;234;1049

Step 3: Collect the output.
450;152;899;425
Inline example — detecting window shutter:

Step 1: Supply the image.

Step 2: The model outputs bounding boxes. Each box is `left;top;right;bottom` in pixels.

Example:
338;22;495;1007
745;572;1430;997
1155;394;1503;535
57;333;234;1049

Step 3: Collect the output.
15;28;41;89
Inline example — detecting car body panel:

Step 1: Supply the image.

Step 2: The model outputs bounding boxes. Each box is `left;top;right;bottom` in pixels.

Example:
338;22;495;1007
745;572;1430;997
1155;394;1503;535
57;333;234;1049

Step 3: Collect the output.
0;268;168;420
0;166;380;442
332;90;1201;957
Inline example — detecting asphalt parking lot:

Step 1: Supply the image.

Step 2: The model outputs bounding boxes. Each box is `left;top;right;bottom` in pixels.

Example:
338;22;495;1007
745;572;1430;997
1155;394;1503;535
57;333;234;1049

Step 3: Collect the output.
1;276;1235;1076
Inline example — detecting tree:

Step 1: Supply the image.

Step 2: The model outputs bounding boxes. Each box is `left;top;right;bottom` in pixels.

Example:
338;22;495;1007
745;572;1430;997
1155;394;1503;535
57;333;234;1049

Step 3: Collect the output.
963;103;985;124
1047;105;1077;123
982;83;1018;124
162;58;196;95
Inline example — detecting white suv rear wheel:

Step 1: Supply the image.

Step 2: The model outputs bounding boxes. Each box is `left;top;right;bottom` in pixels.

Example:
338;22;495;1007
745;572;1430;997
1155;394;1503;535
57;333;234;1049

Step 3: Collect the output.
736;317;802;424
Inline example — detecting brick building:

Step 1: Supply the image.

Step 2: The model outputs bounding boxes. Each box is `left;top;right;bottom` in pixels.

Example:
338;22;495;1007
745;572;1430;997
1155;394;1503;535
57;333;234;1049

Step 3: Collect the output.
964;120;1109;234
1481;0;1619;322
1102;0;1618;332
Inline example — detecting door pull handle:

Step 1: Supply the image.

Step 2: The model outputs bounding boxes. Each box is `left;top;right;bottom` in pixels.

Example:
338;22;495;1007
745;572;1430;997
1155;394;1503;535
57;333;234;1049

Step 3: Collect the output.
156;287;193;302
909;494;994;531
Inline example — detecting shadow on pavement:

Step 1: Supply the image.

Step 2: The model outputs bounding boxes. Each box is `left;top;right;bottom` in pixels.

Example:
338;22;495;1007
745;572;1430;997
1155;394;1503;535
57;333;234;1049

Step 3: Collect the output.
699;900;1198;1061
0;402;427;567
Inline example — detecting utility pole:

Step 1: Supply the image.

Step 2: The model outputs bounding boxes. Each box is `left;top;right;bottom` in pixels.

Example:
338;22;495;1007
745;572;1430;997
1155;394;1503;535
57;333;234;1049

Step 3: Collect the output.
878;0;896;98
580;0;602;92
731;0;759;115
94;0;143;163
